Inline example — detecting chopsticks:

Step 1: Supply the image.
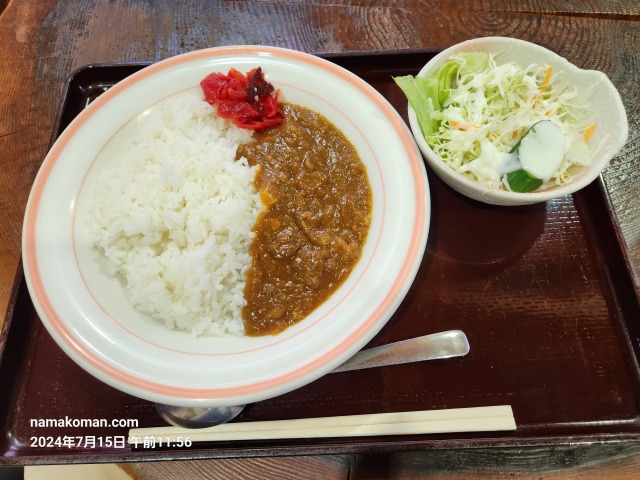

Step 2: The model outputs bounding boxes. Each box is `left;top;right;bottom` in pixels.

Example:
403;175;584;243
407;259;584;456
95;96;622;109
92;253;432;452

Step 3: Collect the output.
128;405;515;445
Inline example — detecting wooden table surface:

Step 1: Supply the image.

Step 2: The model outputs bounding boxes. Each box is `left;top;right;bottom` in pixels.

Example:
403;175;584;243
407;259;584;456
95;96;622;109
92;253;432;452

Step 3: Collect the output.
1;0;639;478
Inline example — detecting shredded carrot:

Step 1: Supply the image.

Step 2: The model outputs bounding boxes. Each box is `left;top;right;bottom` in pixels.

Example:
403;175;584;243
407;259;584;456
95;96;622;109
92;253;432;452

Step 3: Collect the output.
531;92;540;109
540;67;552;93
583;123;596;141
532;67;553;109
450;120;476;130
512;131;518;139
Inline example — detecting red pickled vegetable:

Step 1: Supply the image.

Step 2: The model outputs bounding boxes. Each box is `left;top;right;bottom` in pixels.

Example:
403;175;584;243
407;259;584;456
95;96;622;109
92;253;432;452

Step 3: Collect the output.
248;67;275;102
200;67;284;130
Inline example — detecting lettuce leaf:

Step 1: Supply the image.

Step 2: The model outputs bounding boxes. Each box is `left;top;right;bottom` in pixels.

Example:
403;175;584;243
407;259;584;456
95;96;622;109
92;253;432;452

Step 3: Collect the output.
393;75;440;137
394;53;488;140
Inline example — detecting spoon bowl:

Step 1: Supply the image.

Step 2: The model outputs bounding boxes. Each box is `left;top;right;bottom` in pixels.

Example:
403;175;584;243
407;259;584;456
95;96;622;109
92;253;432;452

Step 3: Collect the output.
155;403;247;429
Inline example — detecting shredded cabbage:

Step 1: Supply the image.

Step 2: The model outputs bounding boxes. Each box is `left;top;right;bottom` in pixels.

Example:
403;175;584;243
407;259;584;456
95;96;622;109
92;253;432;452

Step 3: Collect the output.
395;52;598;192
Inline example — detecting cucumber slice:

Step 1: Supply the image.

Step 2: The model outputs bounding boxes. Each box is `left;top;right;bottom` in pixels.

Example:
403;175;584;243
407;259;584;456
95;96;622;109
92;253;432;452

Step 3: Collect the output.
517;120;566;181
506;169;543;193
503;120;566;192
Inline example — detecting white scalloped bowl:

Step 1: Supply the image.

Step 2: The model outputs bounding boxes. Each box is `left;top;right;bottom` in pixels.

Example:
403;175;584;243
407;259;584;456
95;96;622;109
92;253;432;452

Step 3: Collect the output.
22;46;430;407
407;36;628;206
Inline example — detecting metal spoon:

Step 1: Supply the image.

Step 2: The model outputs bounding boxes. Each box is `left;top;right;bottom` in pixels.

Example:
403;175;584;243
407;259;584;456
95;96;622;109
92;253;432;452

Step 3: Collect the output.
155;329;469;428
155;403;247;430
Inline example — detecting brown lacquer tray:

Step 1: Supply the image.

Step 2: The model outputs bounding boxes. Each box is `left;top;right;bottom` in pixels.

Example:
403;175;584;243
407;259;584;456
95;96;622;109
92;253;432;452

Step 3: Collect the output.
2;51;640;465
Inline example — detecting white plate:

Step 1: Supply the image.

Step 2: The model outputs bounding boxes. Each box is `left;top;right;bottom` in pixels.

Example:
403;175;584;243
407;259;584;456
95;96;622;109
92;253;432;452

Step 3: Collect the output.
22;46;430;407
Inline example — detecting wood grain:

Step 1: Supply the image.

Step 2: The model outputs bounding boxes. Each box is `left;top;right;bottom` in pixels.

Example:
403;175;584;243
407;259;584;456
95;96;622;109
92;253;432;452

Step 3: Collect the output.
118;454;350;480
0;0;56;326
350;443;640;479
1;0;639;477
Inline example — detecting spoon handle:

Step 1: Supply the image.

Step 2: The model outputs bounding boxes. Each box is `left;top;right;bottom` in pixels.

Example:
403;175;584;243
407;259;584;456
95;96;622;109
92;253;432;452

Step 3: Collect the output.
331;330;470;373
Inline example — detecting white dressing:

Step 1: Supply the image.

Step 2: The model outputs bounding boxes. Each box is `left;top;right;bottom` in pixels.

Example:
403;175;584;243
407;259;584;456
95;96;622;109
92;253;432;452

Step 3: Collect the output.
517;120;566;181
498;151;521;177
458;138;504;184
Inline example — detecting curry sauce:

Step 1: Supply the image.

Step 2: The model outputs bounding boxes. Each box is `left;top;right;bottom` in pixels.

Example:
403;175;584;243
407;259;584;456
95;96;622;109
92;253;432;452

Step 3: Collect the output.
237;104;372;336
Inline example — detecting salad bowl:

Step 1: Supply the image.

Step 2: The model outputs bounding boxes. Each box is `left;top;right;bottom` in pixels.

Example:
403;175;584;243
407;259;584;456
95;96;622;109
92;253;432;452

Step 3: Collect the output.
404;36;628;206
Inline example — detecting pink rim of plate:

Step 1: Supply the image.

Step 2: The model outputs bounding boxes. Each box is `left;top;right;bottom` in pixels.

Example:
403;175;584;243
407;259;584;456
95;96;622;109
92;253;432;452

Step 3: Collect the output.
22;46;428;400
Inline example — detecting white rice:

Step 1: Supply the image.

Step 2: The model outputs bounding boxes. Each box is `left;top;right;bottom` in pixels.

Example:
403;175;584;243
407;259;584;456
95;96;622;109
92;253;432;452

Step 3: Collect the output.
90;90;261;337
